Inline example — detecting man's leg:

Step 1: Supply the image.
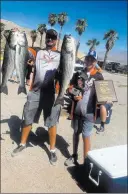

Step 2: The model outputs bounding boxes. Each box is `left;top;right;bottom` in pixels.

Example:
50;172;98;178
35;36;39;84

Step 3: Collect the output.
21;125;32;144
11;125;32;157
100;105;107;130
12;91;40;157
44;104;61;165
48;125;56;151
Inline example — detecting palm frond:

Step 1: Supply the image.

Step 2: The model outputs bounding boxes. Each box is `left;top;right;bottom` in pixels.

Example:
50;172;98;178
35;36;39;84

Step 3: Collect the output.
75;19;87;36
37;24;47;34
58;12;68;27
48;13;58;27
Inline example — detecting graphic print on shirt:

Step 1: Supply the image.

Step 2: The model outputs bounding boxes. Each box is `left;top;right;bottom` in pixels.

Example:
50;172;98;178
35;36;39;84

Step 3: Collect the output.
32;50;60;91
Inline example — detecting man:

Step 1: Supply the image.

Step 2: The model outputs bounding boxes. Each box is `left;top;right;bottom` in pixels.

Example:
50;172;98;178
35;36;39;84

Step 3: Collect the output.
96;102;113;133
12;29;61;165
64;53;104;166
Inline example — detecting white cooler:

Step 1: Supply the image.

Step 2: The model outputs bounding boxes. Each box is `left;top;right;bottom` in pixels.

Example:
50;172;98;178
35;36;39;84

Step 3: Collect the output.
84;145;127;193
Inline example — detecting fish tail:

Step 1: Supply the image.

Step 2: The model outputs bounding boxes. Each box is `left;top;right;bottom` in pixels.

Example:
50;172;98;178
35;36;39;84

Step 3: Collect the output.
54;96;64;106
18;86;27;95
0;85;8;95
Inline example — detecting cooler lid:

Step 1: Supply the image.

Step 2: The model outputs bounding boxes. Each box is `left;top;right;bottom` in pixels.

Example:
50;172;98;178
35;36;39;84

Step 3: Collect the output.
87;145;127;178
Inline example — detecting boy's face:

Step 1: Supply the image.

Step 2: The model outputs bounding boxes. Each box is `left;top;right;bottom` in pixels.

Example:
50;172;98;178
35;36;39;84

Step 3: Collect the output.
85;58;97;70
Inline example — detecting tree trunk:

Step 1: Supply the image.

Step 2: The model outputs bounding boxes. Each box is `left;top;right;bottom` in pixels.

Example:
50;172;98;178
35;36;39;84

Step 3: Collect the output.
32;41;34;48
57;26;62;51
75;36;81;62
40;34;43;48
103;50;109;69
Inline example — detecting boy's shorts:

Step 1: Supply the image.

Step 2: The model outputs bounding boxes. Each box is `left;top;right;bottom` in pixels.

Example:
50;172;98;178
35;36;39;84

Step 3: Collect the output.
71;114;94;138
23;90;61;128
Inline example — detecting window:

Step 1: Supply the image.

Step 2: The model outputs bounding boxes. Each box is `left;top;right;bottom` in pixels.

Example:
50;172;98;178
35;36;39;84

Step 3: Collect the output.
74;66;83;71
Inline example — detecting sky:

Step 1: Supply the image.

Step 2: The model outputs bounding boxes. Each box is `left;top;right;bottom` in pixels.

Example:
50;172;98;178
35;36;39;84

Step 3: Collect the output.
1;1;127;63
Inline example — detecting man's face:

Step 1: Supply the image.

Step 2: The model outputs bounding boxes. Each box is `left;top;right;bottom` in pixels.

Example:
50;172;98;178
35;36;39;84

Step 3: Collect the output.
46;34;57;49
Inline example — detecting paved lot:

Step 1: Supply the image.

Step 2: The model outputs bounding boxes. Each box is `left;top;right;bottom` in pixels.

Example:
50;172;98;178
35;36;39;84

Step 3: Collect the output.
1;71;127;193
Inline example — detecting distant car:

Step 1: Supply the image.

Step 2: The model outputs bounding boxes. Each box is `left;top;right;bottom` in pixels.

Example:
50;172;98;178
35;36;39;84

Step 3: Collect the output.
105;62;121;73
74;63;84;74
117;65;128;74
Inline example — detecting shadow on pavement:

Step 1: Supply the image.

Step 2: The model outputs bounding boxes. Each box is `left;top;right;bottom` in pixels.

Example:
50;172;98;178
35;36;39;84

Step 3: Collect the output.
1;116;70;160
67;164;102;193
0;115;22;145
34;127;71;159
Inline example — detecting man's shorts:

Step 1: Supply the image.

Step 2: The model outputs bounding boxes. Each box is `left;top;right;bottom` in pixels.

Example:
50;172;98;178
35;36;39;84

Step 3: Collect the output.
23;90;61;128
71;114;94;138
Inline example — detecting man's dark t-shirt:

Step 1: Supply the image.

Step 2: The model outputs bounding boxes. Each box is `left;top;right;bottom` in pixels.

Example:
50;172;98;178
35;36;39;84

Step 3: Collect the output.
71;69;104;118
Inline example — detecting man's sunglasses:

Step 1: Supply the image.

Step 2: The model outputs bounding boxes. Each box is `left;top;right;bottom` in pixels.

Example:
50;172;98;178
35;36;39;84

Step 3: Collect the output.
46;34;57;40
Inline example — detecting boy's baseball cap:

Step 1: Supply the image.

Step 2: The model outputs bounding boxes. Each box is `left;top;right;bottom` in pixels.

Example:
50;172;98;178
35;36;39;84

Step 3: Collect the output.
87;50;98;60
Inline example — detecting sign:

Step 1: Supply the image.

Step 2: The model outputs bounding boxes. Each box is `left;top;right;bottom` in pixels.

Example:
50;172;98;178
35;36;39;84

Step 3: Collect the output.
94;80;118;103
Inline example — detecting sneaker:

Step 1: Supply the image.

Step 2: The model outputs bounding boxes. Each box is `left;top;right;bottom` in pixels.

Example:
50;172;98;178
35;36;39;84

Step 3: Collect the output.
49;152;57;165
11;144;26;157
96;126;105;134
64;154;78;166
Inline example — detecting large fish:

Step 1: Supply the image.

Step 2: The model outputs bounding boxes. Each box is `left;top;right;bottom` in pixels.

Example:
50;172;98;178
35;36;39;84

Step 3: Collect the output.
15;32;28;94
0;30;19;94
55;35;75;106
0;30;28;95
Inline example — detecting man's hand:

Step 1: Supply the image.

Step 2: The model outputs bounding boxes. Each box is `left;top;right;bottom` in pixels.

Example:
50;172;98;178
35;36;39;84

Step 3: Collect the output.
74;96;82;101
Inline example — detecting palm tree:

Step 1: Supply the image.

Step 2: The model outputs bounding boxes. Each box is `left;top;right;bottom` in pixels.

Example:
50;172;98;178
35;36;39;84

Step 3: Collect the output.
4;29;11;40
48;13;58;28
37;24;47;48
103;30;119;69
86;38;100;51
57;12;68;50
0;22;5;39
30;30;37;47
75;19;88;58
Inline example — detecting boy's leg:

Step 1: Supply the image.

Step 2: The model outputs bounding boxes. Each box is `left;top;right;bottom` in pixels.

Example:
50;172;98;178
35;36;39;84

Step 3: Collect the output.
64;118;80;166
82;115;94;162
83;136;91;159
73;132;80;156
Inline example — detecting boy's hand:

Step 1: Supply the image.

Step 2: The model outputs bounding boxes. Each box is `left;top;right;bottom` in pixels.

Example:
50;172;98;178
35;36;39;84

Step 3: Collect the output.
27;59;34;66
74;96;82;101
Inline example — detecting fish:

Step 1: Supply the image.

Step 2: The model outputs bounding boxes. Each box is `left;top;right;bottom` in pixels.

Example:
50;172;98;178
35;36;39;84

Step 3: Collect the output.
54;35;75;106
15;32;28;94
0;30;18;94
0;30;28;95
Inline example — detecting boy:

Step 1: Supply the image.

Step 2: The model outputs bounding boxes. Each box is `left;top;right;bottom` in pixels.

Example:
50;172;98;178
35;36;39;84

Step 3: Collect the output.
65;54;104;166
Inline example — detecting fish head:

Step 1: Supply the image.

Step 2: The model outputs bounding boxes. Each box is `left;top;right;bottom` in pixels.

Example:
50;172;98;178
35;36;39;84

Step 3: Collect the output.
7;30;19;49
17;31;28;47
62;35;75;53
